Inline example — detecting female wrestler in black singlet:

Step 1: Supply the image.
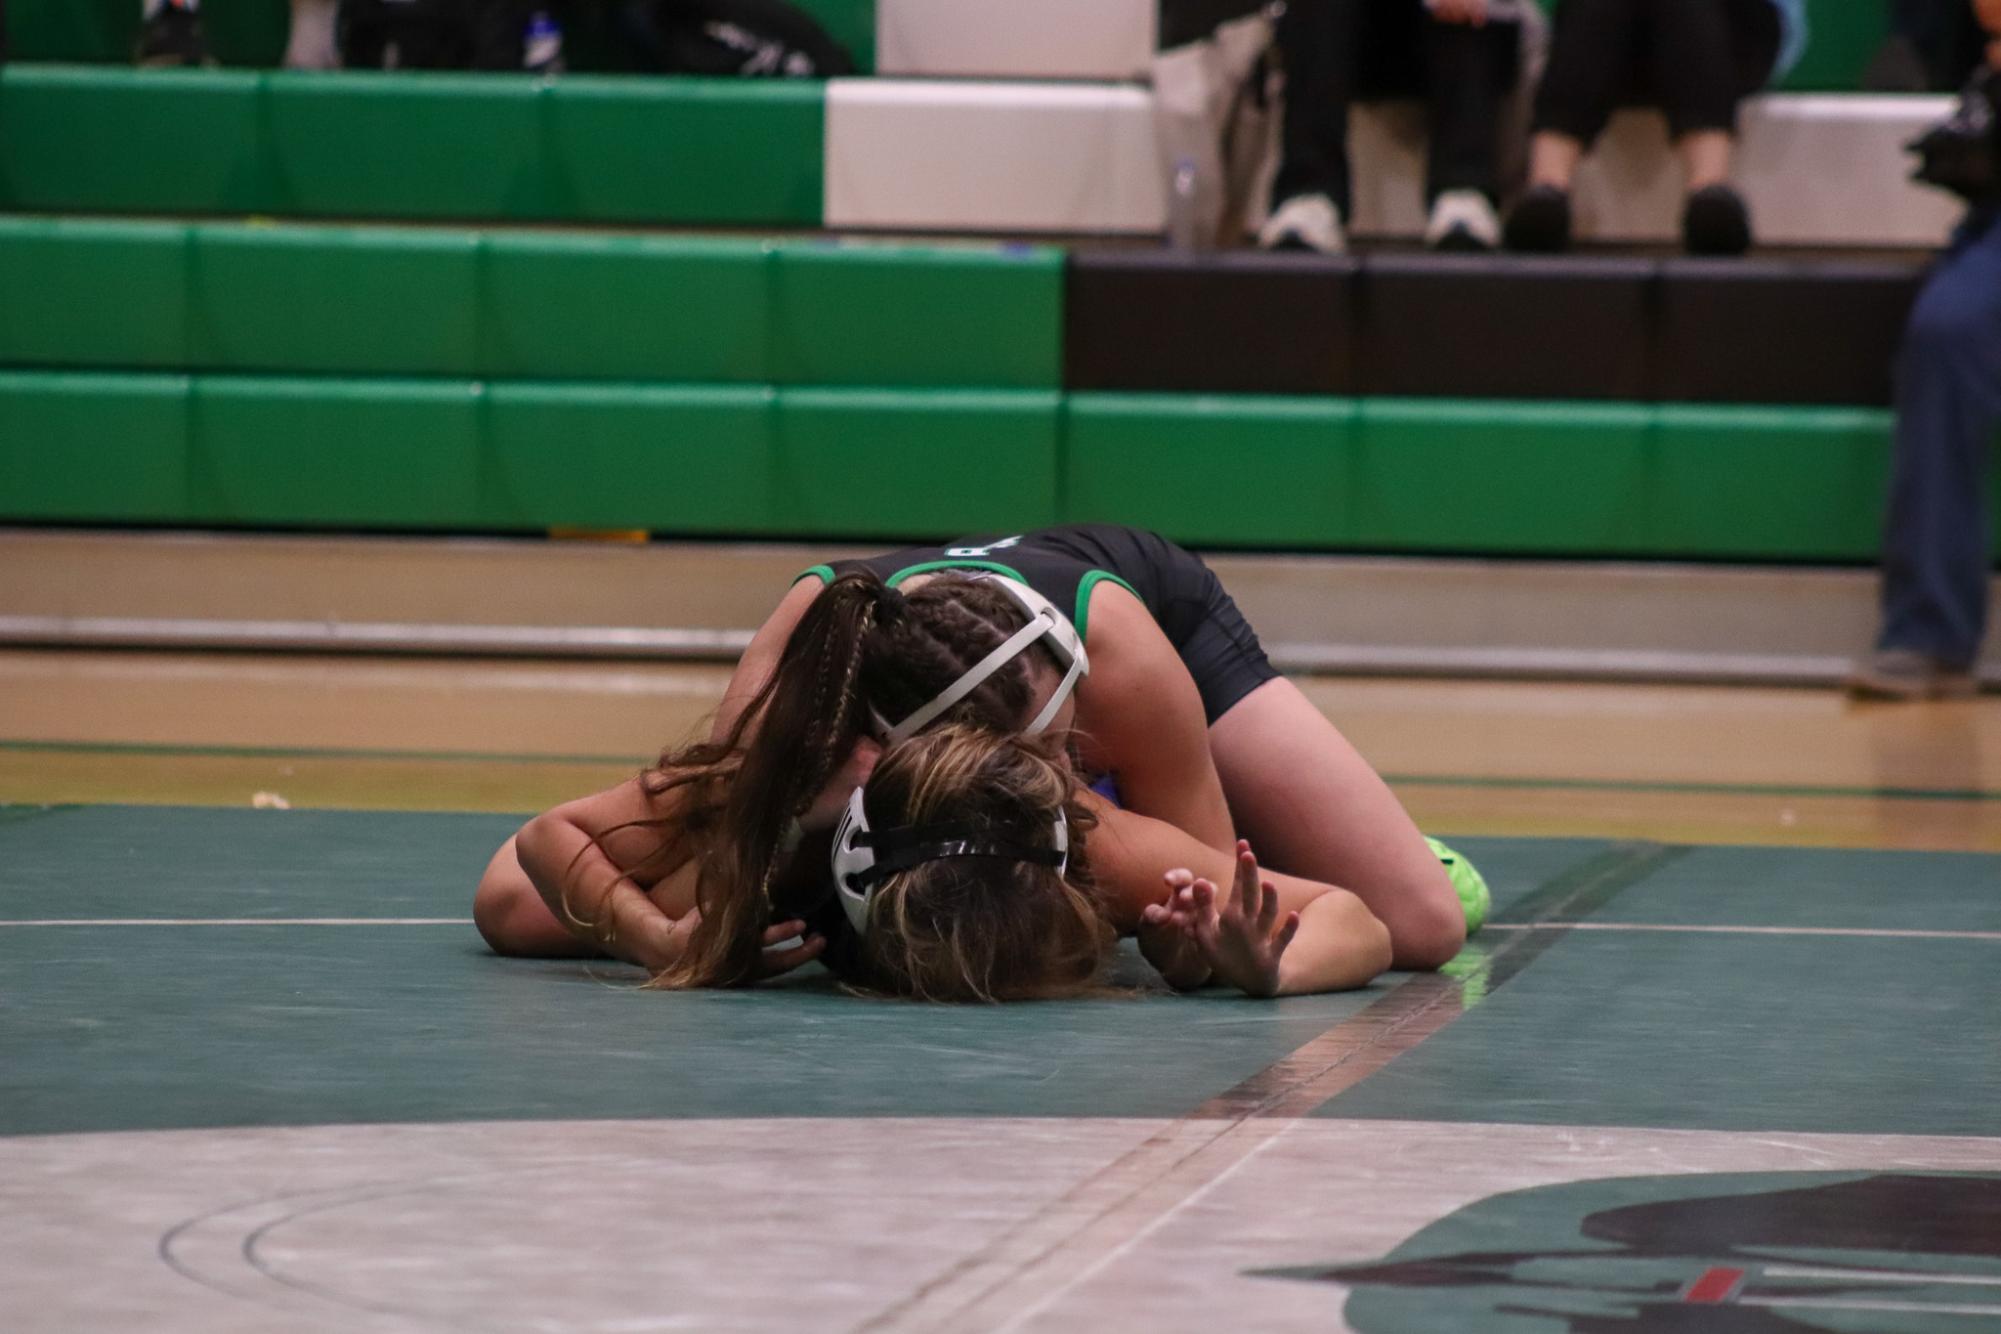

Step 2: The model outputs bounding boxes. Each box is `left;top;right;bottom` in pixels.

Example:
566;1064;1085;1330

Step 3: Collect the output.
475;525;1471;998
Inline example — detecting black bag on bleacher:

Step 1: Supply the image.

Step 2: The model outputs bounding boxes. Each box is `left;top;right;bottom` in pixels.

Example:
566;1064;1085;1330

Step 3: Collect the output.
338;0;534;69
1909;69;2001;204
612;0;854;77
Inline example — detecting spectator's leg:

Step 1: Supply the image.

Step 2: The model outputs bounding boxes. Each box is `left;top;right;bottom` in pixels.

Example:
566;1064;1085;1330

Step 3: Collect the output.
284;0;340;68
1421;10;1511;203
1652;0;1777;254
1529;0;1644;181
1420;8;1515;249
1647;0;1740;144
1677;130;1733;192
1506;0;1642;250
1871;215;2001;685
1270;0;1363;220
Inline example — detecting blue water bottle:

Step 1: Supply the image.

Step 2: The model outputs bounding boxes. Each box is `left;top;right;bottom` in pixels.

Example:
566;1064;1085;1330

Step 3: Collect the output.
523;9;565;74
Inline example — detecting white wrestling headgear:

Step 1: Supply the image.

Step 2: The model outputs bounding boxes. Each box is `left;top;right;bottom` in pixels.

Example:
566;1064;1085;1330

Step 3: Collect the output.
830;785;1070;935
874;575;1088;744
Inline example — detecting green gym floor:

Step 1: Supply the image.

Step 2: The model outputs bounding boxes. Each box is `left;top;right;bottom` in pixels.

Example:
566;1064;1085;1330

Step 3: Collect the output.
4;652;2000;1332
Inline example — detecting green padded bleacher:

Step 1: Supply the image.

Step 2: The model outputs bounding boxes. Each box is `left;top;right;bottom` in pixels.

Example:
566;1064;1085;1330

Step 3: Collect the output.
10;369;1979;559
0;218;1063;387
0;67;824;225
1064;395;1938;560
2;0;1879;90
0;373;1063;535
2;0;877;72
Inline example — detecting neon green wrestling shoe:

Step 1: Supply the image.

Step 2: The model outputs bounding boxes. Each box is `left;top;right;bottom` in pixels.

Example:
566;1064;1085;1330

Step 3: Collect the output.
1426;836;1489;935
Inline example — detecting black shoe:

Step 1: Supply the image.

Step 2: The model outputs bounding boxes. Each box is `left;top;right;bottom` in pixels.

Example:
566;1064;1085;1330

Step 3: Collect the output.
1503;185;1572;253
136;4;215;67
1683;184;1753;256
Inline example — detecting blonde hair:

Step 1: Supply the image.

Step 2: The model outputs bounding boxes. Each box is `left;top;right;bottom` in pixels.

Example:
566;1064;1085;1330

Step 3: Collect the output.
846;724;1114;1002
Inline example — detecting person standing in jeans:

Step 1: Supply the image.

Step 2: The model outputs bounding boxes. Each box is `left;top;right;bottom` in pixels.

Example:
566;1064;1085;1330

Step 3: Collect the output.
1261;0;1528;254
1849;3;2001;700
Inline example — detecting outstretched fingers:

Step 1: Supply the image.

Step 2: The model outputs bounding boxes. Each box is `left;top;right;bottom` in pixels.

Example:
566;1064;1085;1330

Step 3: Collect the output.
1275;909;1301;953
758;918;827;978
1188;878;1222;949
1233;841;1261;918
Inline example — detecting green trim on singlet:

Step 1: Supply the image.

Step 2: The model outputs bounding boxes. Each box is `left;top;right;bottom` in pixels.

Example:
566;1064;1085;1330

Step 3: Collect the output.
1073;569;1138;640
882;559;1027;587
802;557;1134;638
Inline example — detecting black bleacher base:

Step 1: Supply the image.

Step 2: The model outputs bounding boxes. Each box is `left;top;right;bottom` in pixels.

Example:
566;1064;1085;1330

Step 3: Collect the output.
1064;251;1357;395
1064;251;1929;405
1359;255;1652;401
1654;260;1926;406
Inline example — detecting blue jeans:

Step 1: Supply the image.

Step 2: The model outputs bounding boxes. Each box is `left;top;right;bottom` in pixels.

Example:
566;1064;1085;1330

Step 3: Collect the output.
1877;207;2001;667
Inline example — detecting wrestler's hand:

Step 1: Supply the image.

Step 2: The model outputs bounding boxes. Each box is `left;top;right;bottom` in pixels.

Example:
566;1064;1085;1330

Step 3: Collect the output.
1139;870;1213;990
582;879;691;972
757;917;828;979
613;909;825;979
1162;841;1300;998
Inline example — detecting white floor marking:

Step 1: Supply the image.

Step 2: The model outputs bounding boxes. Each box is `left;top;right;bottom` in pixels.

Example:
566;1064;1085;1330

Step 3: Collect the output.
1761;1265;2001;1287
1740;1296;2001;1317
1486;922;2001;941
0;917;472;927
8;1119;2001;1334
990;1124;1288;1334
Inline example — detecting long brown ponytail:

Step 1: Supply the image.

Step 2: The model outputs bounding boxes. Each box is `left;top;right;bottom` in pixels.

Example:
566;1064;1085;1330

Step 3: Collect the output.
638;573;894;987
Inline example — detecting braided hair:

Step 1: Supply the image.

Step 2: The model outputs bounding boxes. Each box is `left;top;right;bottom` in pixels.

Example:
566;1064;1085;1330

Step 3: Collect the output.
634;571;1073;989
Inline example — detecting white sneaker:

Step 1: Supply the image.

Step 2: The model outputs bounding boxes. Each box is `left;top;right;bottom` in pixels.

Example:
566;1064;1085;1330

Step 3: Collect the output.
1258;194;1347;255
1426;189;1500;251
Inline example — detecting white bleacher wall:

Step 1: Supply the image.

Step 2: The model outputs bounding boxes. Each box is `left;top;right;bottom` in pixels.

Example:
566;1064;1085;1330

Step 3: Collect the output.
825;81;1166;234
874;0;1155;80
826;75;1962;248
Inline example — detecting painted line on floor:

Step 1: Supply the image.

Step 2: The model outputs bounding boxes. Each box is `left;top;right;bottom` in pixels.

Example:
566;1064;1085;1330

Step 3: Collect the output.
1739;1297;2001;1317
1386;772;2001;803
0;918;473;928
858;842;1687;1334
1762;1265;2001;1287
0;737;650;768
1485;922;2001;942
0;803;76;827
5;738;1999;802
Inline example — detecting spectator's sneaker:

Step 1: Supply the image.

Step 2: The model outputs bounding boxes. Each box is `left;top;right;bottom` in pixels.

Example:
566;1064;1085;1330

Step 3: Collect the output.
1426;837;1490;936
1258;194;1347;255
1503;184;1572;253
135;2;215;66
1845;649;1980;701
1683;184;1753;256
1426;189;1500;251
